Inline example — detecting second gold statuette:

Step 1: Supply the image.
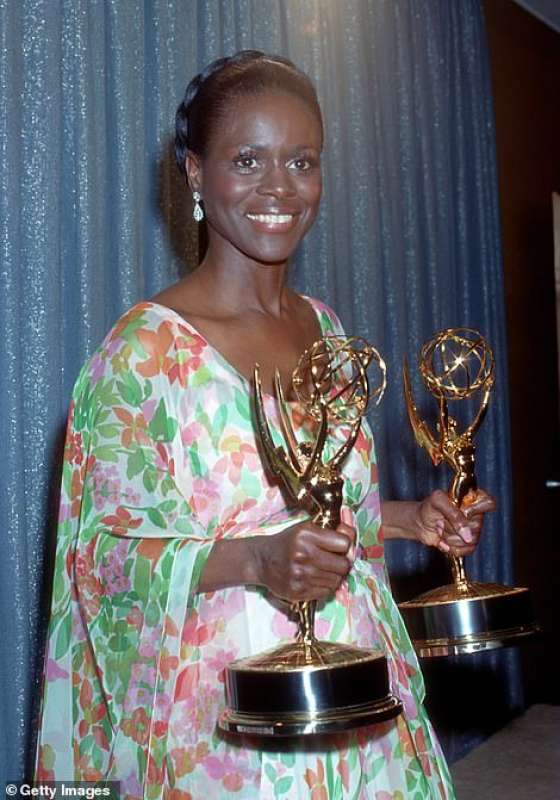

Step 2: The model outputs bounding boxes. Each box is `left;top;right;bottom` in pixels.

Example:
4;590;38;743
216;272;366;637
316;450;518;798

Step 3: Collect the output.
399;328;540;657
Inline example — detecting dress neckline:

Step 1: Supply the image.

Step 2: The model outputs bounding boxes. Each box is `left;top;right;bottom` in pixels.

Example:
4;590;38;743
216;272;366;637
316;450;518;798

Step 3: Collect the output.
144;296;326;401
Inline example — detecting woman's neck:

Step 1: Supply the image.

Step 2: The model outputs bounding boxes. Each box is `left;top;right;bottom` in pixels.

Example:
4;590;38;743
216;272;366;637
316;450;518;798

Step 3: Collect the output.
187;247;292;318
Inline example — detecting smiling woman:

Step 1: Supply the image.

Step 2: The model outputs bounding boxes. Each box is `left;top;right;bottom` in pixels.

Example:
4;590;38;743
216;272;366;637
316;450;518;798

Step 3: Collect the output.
34;50;494;799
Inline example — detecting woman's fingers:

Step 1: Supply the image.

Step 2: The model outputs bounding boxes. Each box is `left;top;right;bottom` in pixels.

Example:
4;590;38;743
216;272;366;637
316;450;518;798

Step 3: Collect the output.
418;488;496;555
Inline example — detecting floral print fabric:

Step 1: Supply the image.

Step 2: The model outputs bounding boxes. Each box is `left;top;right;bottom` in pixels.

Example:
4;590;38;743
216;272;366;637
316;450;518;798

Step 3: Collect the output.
35;298;455;799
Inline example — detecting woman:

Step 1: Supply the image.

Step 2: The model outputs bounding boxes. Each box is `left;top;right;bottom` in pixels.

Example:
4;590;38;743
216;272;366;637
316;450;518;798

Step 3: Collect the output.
36;51;495;798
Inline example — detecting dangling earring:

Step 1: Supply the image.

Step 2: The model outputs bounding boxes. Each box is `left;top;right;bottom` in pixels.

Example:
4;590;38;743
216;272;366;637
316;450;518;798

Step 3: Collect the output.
192;191;204;222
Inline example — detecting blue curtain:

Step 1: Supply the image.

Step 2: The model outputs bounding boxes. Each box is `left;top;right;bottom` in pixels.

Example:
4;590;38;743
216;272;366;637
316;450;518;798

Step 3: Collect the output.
0;0;522;784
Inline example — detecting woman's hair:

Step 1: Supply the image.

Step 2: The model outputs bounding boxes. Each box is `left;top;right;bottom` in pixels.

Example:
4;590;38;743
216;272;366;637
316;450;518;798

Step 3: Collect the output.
175;50;323;178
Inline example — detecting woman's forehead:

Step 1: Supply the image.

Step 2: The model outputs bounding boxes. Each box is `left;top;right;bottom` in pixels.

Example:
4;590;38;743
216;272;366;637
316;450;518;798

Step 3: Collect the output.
210;90;323;151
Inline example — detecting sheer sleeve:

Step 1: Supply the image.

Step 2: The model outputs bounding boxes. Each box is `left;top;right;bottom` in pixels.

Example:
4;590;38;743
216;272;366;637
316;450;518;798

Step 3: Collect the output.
36;305;212;785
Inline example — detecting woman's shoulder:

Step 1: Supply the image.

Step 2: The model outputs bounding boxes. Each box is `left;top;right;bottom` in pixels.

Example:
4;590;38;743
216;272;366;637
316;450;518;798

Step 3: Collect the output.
74;301;208;401
302;295;346;336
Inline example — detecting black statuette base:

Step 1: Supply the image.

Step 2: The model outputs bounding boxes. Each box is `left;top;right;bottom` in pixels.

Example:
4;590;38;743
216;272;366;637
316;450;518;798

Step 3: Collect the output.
399;585;540;658
219;641;402;737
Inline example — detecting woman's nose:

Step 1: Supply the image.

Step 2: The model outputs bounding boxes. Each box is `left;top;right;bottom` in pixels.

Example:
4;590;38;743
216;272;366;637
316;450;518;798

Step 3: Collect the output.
256;163;297;198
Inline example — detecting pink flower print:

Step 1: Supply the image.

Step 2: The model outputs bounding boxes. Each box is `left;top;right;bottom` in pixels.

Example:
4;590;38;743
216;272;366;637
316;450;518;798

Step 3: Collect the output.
203;754;249;793
206;649;237;682
181;421;203;447
190;477;221;522
138;626;162;658
123;487;141;506
123;685;153;714
155;692;172;716
121;771;142;798
215;436;260;483
98;539;132;595
90;463;121;511
46;658;69;681
271;610;297;640
89;352;105;383
173;683;220;738
130;661;156;687
314;617;330;638
106;336;123;357
198;589;244;624
141;397;157;423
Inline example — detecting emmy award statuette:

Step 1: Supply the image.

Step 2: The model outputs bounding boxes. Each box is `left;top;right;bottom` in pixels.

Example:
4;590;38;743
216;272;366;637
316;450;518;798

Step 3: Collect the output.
399;328;540;657
219;337;402;736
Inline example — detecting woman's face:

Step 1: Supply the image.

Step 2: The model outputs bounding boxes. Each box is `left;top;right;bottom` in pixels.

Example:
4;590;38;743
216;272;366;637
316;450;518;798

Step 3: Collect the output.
188;90;323;266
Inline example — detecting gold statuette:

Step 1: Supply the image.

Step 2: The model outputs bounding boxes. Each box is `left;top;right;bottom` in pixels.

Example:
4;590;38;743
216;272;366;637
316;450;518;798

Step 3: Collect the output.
399;328;540;657
219;337;402;736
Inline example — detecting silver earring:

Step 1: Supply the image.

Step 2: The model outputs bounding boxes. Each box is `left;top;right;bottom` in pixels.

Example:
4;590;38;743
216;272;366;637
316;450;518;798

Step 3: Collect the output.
192;191;204;222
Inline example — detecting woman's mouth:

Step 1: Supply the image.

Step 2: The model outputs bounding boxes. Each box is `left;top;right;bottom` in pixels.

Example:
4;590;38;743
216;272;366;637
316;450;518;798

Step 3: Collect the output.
245;212;298;231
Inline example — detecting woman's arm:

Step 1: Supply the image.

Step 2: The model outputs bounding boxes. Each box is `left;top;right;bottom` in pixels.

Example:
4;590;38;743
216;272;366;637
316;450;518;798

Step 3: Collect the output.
381;490;496;557
196;521;356;598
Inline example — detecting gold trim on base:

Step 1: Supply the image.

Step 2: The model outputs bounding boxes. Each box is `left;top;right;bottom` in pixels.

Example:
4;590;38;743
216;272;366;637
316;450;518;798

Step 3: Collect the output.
413;623;541;658
219;695;403;737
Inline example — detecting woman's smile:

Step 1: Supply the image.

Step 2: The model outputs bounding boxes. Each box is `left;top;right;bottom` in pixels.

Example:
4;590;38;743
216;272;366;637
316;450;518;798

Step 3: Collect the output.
245;209;300;232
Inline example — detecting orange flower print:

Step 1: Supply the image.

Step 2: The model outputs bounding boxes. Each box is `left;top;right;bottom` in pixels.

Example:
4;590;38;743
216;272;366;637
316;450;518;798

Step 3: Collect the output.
113;406;150;447
165;790;192;800
304;758;328;800
168;330;206;387
122;707;150;745
101;506;142;536
136;322;175;378
65;430;84;466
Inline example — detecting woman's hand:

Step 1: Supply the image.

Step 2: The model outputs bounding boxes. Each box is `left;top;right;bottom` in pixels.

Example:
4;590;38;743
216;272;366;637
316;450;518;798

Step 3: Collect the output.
414;489;497;556
254;520;356;603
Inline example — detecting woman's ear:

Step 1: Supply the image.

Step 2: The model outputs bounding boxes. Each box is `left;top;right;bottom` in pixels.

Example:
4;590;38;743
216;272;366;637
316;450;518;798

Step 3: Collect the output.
186;151;202;193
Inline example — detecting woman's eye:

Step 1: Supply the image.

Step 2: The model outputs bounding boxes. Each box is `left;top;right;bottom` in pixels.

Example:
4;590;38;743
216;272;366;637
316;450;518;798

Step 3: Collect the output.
233;155;259;171
289;157;315;172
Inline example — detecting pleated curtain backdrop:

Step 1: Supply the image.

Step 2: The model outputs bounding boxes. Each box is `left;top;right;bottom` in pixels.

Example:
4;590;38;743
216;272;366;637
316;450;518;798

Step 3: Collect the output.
0;0;522;784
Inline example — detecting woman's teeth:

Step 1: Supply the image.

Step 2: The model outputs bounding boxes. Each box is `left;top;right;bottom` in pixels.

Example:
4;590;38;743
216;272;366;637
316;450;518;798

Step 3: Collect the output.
246;213;294;224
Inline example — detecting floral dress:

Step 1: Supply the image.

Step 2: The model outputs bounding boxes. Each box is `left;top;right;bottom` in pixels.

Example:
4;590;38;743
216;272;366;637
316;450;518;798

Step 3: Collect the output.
35;298;455;800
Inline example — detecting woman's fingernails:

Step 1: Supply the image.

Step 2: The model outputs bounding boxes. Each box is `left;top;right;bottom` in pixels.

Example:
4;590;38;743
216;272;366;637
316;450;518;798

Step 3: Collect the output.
459;526;473;543
439;541;451;553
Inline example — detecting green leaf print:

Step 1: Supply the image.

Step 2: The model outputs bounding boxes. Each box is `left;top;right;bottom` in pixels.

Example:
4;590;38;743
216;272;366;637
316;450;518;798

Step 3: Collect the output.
97;424;120;439
190;365;212;387
274;776;293;796
147;508;166;529
54;615;71;659
234;387;251;420
211;405;227;447
133;558;151;601
127;448;146;479
326;751;334;795
116;372;143;407
189;448;204;478
137;747;147;782
370;755;385;779
264;763;277;785
328;603;347;641
145;601;159;627
94;445;120;463
148;398;178;442
406;769;418;791
158;499;177;513
280;751;295;768
143;465;158;493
